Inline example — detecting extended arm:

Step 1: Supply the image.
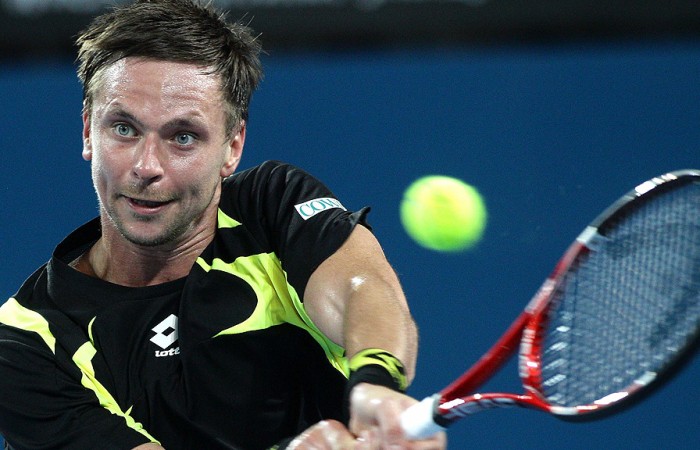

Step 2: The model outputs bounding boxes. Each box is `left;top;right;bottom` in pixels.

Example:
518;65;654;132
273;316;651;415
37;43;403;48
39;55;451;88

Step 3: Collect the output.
304;225;417;380
303;225;446;448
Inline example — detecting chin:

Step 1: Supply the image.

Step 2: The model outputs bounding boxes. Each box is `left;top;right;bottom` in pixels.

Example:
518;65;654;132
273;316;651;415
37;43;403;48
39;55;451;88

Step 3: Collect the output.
118;222;176;247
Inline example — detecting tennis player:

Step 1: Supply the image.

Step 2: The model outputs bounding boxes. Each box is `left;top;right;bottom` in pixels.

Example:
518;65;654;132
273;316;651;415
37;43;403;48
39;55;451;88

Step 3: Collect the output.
0;1;446;449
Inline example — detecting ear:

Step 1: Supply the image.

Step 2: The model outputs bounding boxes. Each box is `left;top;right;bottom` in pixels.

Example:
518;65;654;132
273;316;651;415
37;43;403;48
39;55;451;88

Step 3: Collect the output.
221;121;246;178
82;109;93;161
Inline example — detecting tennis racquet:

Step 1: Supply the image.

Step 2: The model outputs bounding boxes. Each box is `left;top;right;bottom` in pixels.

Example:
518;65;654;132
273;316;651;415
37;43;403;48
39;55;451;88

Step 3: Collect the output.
401;169;700;439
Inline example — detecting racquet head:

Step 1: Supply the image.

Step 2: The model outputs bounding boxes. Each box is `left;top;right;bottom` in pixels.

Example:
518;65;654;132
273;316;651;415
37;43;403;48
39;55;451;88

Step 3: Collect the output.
401;169;700;440
520;169;700;419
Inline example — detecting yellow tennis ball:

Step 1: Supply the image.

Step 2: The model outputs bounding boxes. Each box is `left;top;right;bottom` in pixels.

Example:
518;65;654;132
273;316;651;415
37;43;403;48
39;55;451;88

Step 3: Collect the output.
400;175;487;252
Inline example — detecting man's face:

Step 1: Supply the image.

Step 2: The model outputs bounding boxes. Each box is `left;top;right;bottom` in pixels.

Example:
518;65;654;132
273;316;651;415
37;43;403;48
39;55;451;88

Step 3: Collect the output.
82;58;243;248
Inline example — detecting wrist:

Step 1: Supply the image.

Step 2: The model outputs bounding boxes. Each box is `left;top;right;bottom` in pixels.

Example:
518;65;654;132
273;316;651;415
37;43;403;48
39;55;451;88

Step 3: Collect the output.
347;348;408;392
343;348;408;423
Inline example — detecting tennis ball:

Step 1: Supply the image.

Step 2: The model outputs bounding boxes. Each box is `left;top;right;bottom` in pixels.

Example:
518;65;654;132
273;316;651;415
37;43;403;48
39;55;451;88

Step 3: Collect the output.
400;175;487;252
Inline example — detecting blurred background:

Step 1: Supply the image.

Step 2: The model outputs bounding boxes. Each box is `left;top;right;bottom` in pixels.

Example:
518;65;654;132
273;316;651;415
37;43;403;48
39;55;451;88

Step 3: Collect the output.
1;0;699;448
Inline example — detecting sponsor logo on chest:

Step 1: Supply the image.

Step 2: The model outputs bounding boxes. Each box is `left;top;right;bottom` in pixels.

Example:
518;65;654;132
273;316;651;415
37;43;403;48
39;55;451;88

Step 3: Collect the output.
150;313;180;358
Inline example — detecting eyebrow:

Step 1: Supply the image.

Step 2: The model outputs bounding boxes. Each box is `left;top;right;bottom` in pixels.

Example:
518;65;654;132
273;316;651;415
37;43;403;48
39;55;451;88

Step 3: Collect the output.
110;108;143;128
162;117;206;132
105;105;144;128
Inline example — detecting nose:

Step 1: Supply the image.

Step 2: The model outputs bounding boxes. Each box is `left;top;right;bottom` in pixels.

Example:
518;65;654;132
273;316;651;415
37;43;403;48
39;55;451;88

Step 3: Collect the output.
132;134;164;183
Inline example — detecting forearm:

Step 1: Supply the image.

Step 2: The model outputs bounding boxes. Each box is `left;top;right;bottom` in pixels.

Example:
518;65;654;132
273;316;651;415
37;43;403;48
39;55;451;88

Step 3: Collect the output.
304;225;418;381
342;268;418;382
303;226;445;448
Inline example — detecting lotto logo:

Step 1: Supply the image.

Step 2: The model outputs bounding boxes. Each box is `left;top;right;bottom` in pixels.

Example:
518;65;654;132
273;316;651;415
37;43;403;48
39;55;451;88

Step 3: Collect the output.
294;197;346;220
150;314;179;357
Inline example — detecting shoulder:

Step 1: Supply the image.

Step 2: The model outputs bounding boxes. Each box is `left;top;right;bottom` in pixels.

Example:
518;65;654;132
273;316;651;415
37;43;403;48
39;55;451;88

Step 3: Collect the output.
0;296;58;372
220;160;331;215
223;160;314;190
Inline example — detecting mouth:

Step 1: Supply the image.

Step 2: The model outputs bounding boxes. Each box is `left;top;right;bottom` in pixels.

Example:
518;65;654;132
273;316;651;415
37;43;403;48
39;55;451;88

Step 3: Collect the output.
125;196;173;213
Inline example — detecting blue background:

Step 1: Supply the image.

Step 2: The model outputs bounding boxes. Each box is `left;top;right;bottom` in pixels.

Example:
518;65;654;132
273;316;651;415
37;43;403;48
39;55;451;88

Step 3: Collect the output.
1;39;699;448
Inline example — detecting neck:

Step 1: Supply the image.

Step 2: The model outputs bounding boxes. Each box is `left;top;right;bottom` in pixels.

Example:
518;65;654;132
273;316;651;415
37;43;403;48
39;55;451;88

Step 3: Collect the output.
74;223;215;287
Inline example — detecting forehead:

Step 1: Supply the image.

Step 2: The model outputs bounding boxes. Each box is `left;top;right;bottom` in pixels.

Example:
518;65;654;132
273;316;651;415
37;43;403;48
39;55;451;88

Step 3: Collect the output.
91;57;224;109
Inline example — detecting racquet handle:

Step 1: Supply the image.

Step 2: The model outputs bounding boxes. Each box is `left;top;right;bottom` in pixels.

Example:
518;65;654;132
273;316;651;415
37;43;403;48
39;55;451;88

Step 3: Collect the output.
400;395;446;440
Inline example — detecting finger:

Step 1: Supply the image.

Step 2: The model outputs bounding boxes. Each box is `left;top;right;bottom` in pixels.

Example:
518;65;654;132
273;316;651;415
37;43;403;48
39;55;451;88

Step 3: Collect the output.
288;420;357;450
376;400;447;450
375;397;407;445
356;427;381;450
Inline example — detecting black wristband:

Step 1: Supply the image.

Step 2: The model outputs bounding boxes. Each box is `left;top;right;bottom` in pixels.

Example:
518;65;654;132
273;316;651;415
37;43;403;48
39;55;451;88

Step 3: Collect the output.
342;353;408;424
347;348;408;391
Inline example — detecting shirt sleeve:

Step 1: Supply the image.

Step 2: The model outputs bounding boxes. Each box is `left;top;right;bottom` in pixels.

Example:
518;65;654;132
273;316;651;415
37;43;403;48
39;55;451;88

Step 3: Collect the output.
0;326;151;450
221;160;370;298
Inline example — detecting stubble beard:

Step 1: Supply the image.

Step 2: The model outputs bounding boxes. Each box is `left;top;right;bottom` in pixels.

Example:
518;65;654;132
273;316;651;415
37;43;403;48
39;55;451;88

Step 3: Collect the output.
99;195;201;248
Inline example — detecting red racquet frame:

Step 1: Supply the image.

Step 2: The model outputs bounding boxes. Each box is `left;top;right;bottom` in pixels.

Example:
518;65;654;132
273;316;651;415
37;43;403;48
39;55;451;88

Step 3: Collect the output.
401;169;700;439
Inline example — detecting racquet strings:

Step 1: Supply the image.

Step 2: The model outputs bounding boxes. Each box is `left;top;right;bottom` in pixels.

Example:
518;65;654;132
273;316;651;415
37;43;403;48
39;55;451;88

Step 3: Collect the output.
537;180;700;408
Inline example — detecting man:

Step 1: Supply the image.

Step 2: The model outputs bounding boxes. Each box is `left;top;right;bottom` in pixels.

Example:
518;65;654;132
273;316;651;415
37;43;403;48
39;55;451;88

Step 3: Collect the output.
0;1;445;449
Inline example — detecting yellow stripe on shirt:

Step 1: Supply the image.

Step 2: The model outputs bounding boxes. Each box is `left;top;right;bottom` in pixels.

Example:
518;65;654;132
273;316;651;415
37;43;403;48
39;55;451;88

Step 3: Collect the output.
0;298;159;444
196;253;348;377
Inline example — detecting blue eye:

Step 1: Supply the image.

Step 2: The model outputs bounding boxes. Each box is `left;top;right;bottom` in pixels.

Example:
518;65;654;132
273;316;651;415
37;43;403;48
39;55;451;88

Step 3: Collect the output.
175;133;195;146
114;123;135;137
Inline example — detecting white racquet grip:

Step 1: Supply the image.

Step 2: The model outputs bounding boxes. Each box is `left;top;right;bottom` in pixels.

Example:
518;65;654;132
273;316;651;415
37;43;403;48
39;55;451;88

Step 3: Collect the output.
400;396;446;440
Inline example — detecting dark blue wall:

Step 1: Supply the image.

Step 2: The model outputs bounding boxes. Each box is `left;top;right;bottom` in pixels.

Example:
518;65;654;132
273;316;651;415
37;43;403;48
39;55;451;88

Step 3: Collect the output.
2;40;699;448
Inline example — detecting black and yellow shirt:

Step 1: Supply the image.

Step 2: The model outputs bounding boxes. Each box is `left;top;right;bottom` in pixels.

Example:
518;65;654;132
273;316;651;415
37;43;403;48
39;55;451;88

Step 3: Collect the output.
0;161;368;450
